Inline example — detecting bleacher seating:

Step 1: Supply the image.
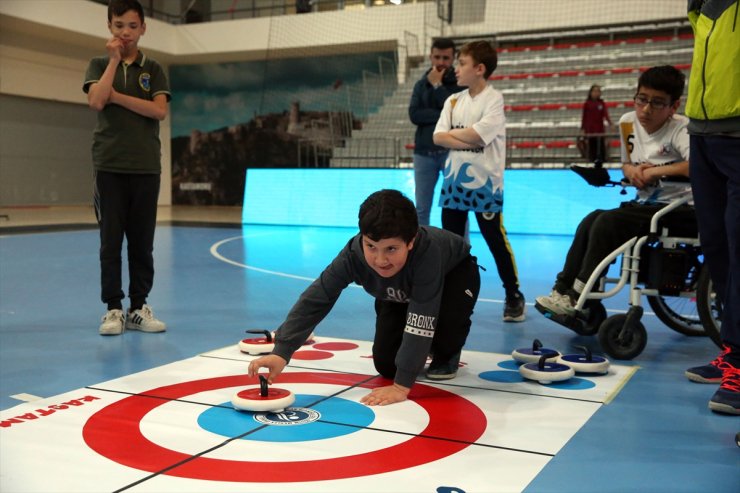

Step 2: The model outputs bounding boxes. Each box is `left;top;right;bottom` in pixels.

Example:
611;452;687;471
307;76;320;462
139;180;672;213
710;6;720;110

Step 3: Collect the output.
329;28;693;169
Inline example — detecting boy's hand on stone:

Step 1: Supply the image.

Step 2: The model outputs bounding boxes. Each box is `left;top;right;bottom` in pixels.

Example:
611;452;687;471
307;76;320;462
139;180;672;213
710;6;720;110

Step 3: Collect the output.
247;354;287;384
360;383;410;406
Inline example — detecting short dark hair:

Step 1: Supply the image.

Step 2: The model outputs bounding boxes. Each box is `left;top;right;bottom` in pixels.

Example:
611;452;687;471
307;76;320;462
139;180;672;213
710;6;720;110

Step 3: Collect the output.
108;0;145;24
459;40;498;78
636;65;686;103
358;190;418;244
431;38;456;53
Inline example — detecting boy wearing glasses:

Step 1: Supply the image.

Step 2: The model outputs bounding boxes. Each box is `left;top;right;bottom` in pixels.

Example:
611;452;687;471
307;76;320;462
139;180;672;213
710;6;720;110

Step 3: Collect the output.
536;65;694;319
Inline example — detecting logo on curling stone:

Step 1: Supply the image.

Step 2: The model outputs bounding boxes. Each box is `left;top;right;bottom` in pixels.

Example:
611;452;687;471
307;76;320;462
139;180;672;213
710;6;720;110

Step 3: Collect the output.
254;407;320;426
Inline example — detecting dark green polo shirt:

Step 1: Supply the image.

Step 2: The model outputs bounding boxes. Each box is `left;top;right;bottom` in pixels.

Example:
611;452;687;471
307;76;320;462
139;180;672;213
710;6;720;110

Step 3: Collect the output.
83;52;171;173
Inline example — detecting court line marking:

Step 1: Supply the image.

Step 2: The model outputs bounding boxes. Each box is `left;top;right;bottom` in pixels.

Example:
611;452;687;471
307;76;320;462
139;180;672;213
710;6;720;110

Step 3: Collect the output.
10;393;44;402
209;235;660;314
603;366;641;405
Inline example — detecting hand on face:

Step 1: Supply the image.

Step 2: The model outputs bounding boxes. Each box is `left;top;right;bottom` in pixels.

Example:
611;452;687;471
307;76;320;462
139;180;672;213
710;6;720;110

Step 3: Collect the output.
106;37;124;62
427;67;445;86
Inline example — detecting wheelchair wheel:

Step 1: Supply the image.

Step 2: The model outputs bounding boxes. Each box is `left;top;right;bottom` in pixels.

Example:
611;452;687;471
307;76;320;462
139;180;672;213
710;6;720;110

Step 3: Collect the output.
578;300;608;336
696;265;723;348
646;294;705;337
598;314;647;360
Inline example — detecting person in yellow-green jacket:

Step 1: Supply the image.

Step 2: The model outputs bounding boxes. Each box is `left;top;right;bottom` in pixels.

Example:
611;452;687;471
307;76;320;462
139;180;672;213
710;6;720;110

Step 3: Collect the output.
682;0;740;416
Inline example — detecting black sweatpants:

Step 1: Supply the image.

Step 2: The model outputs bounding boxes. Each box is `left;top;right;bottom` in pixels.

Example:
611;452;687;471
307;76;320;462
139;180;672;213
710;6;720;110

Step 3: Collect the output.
94;170;160;310
554;201;697;294
442;208;520;294
371;255;480;380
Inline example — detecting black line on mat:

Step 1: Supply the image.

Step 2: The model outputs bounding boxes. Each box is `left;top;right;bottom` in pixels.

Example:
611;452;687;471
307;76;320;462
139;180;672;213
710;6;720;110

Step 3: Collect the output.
311;418;555;458
111;422;273;492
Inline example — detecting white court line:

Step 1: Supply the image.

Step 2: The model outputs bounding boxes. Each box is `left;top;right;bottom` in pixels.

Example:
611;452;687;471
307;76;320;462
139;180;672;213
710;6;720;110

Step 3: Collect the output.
210;235;658;314
210;235;317;282
10;393;43;402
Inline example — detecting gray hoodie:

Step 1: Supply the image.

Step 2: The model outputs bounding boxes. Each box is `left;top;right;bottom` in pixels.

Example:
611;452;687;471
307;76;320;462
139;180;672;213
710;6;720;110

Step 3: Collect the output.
272;226;472;387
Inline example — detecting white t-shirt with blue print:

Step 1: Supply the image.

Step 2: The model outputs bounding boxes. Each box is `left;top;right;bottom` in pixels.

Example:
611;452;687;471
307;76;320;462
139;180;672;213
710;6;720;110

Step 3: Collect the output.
434;85;506;213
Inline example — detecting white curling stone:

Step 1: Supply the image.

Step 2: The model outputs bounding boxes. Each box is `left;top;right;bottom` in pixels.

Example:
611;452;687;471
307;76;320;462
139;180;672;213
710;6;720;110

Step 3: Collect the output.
511;348;560;364
519;361;574;384
558;354;610;374
231;387;295;413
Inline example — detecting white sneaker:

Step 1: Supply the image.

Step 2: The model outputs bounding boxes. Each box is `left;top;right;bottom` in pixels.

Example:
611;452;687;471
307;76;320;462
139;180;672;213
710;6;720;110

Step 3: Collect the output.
126;305;166;333
535;290;576;316
99;309;124;336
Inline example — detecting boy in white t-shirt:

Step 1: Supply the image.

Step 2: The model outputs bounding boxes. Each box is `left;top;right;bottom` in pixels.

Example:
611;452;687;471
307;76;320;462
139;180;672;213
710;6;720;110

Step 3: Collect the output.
536;65;694;320
433;40;525;323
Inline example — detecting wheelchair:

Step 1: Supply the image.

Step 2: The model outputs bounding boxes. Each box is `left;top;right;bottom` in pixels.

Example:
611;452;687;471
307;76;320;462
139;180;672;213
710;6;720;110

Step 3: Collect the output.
535;165;723;360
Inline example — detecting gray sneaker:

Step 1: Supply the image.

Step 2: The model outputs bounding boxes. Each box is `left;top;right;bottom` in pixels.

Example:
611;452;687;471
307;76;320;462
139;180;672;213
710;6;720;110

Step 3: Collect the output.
126;305;166;333
535;290;576;316
99;309;124;336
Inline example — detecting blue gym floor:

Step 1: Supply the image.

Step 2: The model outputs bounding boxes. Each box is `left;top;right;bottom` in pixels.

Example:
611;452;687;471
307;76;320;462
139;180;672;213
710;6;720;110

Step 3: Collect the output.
0;223;738;492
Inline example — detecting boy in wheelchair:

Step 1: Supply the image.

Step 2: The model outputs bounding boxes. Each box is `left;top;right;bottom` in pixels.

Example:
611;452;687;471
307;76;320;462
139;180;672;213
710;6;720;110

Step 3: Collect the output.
536;66;694;322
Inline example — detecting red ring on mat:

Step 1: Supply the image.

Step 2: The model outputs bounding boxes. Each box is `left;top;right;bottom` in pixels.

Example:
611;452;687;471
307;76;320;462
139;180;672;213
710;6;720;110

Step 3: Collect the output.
235;387;291;400
312;342;359;351
291;350;334;360
83;372;486;482
240;338;272;345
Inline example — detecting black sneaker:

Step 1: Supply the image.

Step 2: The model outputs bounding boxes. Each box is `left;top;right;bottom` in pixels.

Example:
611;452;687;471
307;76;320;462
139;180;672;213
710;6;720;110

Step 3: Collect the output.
503;291;526;322
426;351;461;380
685;346;729;384
709;363;740;415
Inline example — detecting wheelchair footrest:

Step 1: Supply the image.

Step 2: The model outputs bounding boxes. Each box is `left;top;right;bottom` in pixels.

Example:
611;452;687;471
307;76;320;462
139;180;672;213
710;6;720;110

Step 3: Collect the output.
535;302;594;336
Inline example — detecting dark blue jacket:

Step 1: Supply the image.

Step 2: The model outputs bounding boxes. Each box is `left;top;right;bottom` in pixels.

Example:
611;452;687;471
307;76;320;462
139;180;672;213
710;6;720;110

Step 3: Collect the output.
408;68;464;155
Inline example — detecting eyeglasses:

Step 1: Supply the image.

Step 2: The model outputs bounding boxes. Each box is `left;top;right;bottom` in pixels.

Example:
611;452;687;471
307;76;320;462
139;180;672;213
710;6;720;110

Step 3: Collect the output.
633;95;671;110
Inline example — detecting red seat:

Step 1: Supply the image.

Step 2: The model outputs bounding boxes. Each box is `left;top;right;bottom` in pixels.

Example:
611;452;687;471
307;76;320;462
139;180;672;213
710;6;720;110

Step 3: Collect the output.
545;140;574;148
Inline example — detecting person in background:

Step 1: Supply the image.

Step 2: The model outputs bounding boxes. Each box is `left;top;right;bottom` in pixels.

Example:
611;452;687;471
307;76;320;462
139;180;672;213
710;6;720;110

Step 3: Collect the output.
682;0;740;416
409;38;464;226
433;40;526;323
84;0;170;336
581;84;613;164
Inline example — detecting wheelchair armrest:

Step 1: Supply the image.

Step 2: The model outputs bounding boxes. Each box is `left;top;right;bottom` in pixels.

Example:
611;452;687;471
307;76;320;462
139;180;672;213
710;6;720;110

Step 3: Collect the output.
649;196;692;234
660;176;691;183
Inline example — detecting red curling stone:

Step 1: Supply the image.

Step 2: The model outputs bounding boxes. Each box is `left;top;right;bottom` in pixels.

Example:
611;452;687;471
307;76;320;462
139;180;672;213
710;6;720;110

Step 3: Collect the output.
238;329;275;355
231;375;295;413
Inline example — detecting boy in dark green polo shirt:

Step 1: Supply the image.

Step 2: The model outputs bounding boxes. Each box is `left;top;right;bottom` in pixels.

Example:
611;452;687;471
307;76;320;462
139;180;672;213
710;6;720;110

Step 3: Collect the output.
83;0;170;336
